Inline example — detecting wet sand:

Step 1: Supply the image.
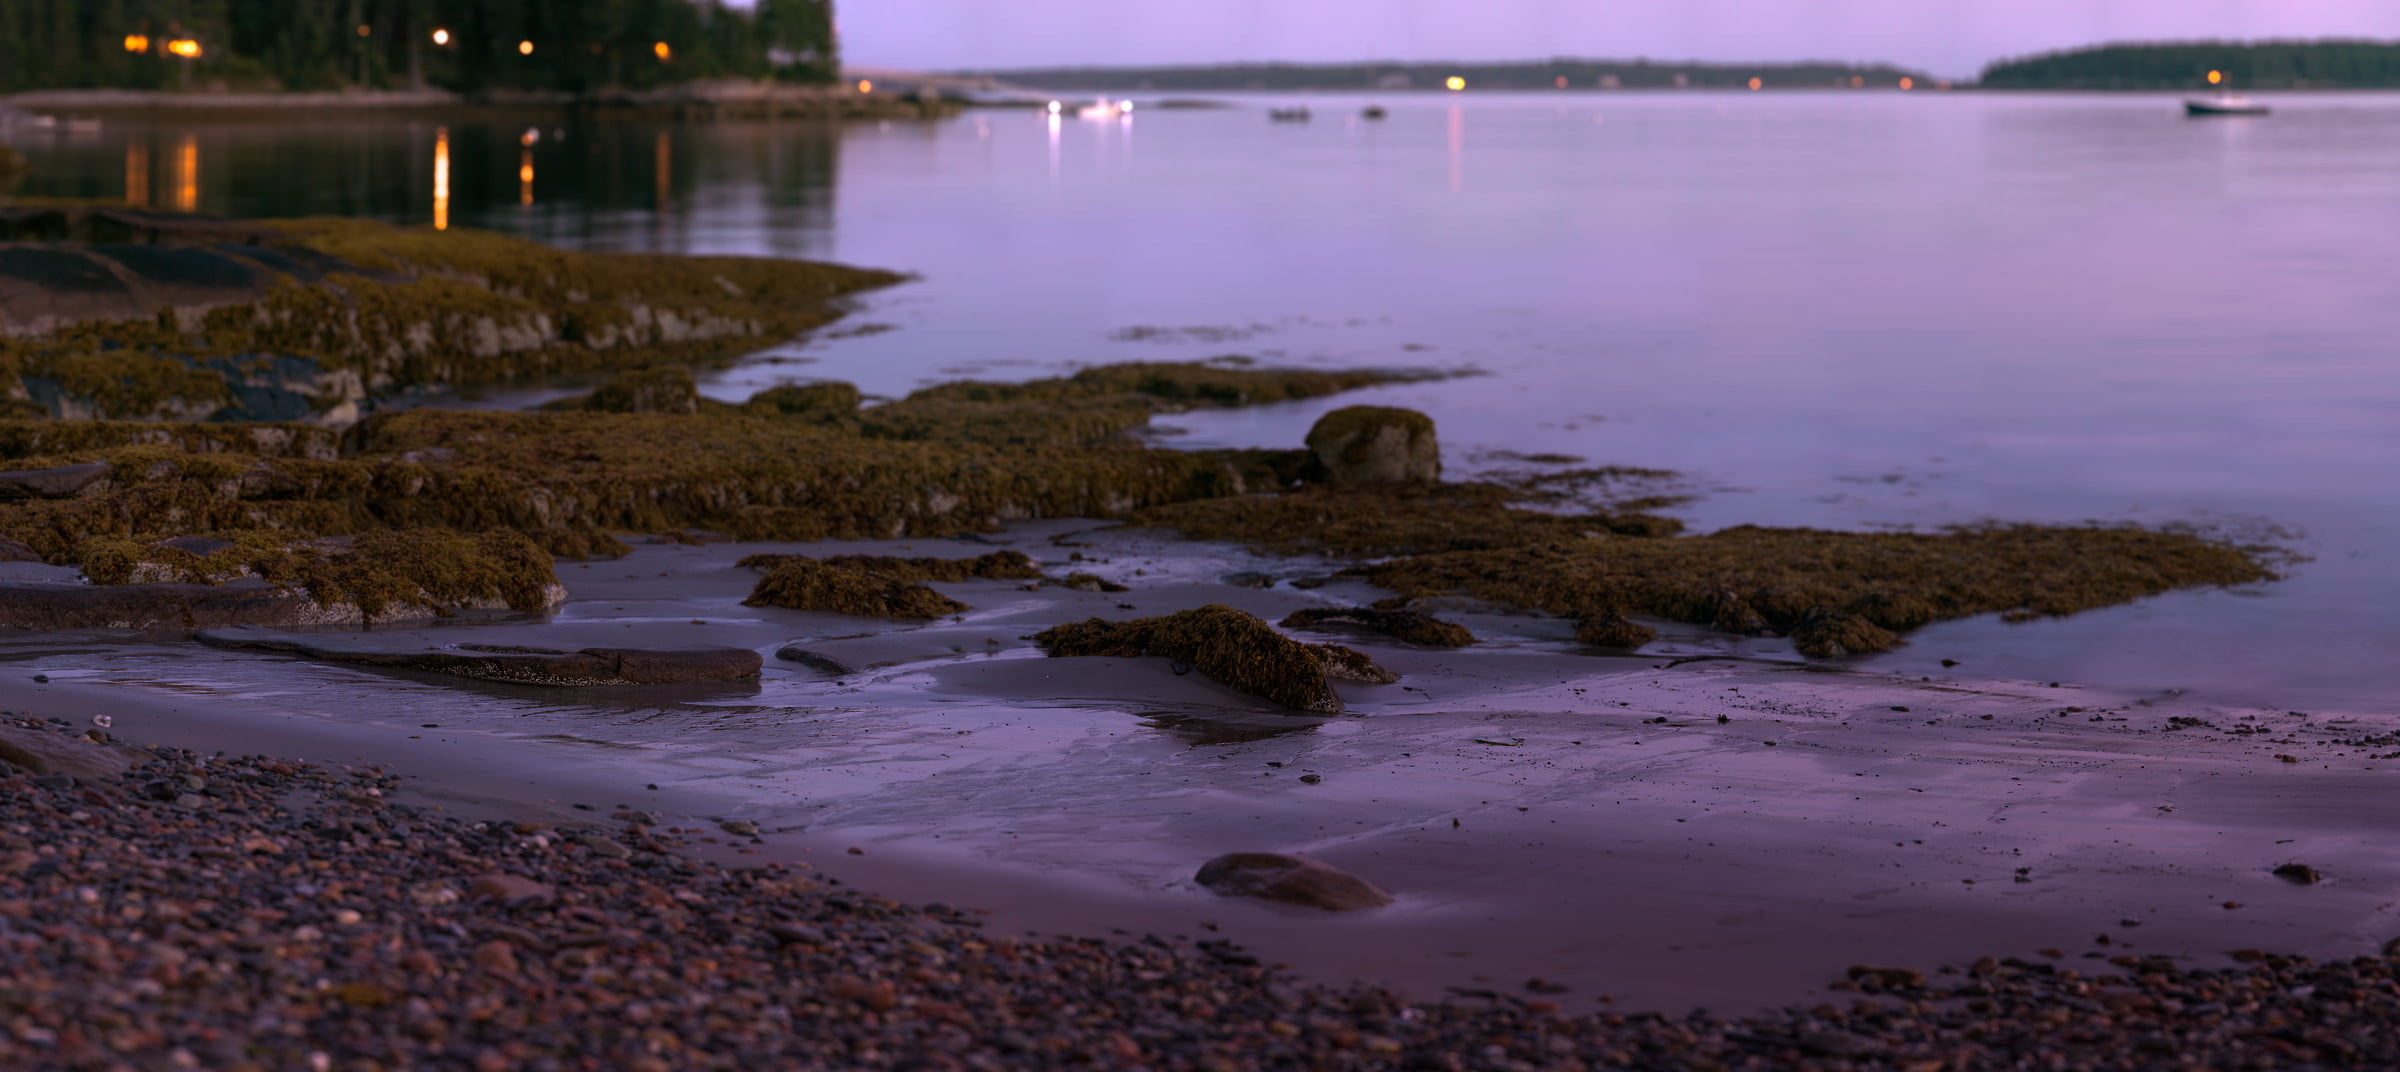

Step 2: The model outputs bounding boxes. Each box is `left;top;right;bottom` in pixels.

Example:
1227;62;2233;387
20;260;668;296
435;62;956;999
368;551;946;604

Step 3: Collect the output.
7;520;2394;1016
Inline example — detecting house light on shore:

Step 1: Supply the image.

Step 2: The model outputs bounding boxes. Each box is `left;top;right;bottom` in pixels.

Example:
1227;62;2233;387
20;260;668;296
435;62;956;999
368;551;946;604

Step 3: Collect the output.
431;28;450;46
123;35;150;54
1748;77;1762;90
166;39;202;59
2208;70;2224;85
1445;75;1466;91
518;40;534;56
654;42;673;62
857;79;873;93
1899;77;1915;90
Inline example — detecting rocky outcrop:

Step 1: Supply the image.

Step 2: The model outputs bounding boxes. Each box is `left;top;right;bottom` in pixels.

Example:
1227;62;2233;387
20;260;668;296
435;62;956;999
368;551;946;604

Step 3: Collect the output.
1195;852;1394;912
0;209;902;424
196;628;764;686
1304;406;1439;485
1280;606;1475;647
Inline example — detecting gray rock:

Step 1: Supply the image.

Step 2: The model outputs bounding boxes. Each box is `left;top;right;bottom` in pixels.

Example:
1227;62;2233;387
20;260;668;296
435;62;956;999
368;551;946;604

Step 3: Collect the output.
0;580;368;630
773;646;858;677
1195;852;1394;912
1304;406;1439;485
0;462;110;499
198;628;765;687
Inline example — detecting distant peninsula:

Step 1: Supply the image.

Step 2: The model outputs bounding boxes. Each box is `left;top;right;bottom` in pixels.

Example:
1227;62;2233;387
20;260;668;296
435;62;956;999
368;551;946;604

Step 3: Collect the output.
965;59;1933;93
1981;39;2400;90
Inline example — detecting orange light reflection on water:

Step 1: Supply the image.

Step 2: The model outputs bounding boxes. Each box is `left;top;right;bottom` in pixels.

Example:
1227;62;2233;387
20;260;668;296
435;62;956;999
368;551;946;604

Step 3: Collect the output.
520;150;535;206
125;142;150;206
173;136;198;211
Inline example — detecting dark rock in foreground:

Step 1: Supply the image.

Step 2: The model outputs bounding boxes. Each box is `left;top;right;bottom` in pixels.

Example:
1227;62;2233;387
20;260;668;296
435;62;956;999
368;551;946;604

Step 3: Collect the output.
1196;852;1395;912
196;627;763;686
0;580;356;630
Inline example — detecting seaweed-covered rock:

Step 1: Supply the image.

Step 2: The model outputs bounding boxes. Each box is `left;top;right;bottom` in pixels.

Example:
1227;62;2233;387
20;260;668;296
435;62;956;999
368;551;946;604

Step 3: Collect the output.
1195;852;1394;911
743;559;966;619
1138;483;1680;558
1575;613;1657;649
579;367;699;414
0;580;350;630
1280;606;1474;647
744;381;862;422
1305;406;1439;485
1310;642;1400;684
76;529;563;623
1035;604;1393;713
196;628;762;686
1368;526;2273;658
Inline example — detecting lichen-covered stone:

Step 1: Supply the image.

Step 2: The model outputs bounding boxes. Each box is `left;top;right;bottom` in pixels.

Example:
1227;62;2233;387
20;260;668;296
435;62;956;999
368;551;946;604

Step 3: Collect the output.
1305;405;1439;485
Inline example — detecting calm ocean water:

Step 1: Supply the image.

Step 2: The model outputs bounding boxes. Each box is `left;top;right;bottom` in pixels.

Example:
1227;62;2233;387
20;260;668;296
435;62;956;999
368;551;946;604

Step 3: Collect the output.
17;91;2400;711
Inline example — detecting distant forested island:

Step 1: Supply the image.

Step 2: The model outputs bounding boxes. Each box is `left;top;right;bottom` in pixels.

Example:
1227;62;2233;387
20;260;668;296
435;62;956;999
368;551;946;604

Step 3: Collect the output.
0;0;838;95
1981;40;2400;89
971;59;1933;93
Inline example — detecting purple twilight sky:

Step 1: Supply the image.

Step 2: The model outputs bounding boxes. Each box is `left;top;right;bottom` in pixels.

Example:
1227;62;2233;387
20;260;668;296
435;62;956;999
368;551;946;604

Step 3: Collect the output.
812;0;2400;79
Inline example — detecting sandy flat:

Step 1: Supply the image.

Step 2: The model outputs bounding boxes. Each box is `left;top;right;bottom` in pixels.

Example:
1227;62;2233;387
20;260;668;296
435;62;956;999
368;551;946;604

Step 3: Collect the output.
5;519;2393;1015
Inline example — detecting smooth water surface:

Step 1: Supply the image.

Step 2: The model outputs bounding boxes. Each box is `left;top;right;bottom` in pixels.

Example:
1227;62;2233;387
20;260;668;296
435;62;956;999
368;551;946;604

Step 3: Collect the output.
15;91;2400;711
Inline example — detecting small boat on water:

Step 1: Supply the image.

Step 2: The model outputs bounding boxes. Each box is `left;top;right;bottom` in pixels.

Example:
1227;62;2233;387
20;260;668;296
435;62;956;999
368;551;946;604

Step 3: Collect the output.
1361;105;1387;121
1268;107;1312;123
2185;95;2269;117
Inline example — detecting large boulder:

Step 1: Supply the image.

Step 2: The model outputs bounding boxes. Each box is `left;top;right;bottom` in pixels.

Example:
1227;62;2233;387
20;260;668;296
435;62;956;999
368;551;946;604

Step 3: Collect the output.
196;628;763;686
0;724;145;783
1195;852;1394;911
1305;406;1439;485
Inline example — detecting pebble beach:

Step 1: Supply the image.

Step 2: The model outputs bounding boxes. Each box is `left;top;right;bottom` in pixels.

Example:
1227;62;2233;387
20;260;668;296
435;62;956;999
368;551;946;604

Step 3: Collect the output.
7;714;2399;1071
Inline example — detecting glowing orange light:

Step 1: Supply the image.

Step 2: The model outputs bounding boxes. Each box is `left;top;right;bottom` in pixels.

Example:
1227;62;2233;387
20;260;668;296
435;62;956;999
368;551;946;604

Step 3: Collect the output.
357;24;371;37
166;39;202;59
433;128;450;232
1899;77;1915;90
518;40;534;56
2208;70;2224;85
519;150;535;207
857;79;873;93
1445;75;1465;91
123;35;151;54
1747;77;1762;91
1850;74;1864;88
1554;75;1568;89
431;28;450;46
654;41;672;62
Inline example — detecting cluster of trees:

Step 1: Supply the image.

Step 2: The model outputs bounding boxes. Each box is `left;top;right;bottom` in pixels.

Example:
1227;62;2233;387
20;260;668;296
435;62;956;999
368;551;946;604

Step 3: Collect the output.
1980;40;2400;90
0;0;838;94
978;59;1933;93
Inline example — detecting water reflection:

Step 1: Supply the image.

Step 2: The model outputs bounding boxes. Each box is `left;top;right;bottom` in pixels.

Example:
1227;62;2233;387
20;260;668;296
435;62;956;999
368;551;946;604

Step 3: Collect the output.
173;134;197;211
122;142;148;206
27;118;840;257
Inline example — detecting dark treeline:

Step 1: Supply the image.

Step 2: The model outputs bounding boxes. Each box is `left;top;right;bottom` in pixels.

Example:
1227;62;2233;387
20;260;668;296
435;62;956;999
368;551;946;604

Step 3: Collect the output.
1980;39;2400;89
0;0;838;94
974;59;1933;93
